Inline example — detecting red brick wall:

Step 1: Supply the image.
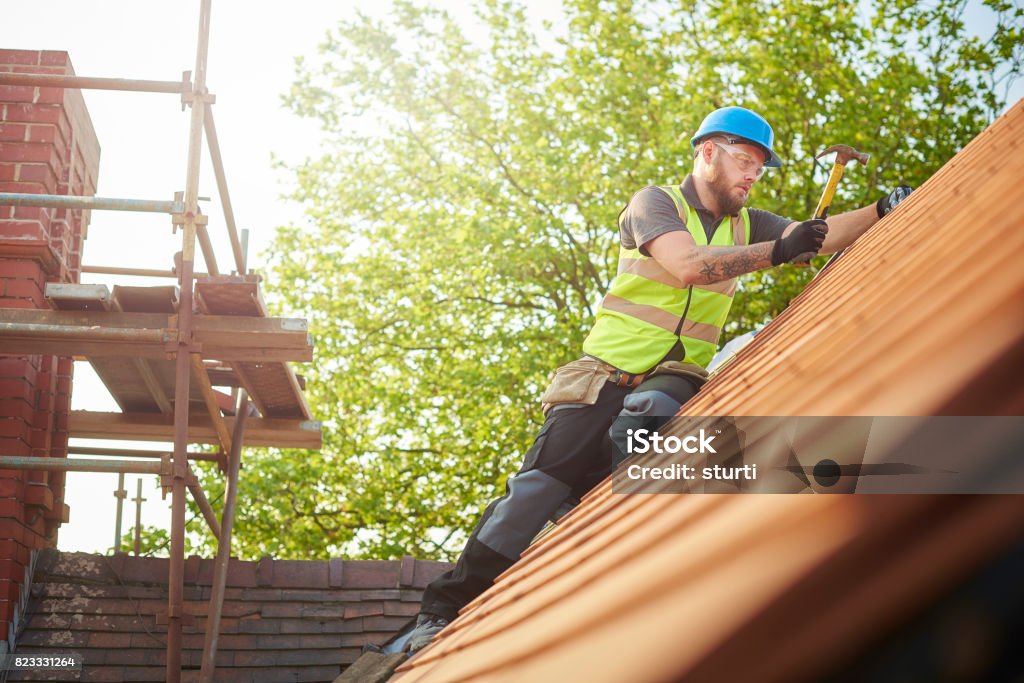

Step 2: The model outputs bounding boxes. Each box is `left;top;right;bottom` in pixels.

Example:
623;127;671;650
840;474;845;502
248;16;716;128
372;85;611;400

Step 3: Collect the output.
0;49;101;641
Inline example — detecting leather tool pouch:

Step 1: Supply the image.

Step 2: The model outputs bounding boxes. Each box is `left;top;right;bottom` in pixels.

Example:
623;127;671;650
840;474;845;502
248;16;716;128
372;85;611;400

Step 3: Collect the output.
539;357;613;415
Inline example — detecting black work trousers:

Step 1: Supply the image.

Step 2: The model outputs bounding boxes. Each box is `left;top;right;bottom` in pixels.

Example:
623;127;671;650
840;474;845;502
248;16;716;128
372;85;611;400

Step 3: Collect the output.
419;381;630;621
420;373;698;622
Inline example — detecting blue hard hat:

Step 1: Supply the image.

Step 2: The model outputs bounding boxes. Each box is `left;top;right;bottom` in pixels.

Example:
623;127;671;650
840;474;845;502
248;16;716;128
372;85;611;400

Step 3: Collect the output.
691;107;783;168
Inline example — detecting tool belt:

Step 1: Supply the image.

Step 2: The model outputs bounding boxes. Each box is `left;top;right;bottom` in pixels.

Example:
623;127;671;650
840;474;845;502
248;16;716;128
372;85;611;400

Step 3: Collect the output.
646;360;709;387
601;363;650;389
539;356;707;415
594;357;710;390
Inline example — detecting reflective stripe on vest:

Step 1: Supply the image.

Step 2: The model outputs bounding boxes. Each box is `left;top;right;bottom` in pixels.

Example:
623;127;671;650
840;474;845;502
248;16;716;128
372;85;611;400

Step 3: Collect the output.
581;185;750;373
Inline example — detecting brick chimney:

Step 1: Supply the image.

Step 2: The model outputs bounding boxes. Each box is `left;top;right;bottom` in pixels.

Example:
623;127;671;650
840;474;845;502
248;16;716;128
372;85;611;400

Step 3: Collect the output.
0;49;100;643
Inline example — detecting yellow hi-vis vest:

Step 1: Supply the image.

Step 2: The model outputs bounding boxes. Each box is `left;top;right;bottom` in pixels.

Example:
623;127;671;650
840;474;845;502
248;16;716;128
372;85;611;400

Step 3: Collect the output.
582;185;751;373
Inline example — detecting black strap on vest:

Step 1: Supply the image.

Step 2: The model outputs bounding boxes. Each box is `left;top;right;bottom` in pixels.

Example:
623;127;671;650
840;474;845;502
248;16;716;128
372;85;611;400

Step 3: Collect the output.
659;339;687;364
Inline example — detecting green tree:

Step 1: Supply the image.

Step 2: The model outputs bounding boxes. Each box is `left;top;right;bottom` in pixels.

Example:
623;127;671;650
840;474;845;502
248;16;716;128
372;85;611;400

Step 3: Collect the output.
216;0;1020;561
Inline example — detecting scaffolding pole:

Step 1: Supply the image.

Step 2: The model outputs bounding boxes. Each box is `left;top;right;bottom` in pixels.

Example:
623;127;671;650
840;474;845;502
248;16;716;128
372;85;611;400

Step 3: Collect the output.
0;321;170;345
68;446;221;463
0;72;189;94
133;480;145;556
199;392;251;683
114;473;126;553
81;265;210;279
203;104;245;274
167;0;214;678
186;466;221;541
0;456;164;475
0;192;184;214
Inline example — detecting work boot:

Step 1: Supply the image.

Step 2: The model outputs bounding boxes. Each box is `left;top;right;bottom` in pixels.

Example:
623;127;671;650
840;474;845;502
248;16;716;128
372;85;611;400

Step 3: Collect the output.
406;613;450;653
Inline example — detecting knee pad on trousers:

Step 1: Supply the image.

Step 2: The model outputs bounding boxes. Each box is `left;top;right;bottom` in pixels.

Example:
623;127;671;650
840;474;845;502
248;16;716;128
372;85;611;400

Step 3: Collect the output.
620;389;682;418
625;375;700;413
610;375;700;467
476;469;571;560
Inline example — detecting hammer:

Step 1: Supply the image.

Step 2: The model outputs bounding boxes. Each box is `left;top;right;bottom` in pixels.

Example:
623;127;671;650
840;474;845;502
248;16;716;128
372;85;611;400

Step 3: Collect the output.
813;144;870;220
795;144;869;265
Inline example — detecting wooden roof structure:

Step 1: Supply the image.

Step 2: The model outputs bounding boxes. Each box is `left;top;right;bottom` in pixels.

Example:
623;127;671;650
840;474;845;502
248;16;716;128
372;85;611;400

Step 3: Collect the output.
0;277;319;450
392;99;1024;682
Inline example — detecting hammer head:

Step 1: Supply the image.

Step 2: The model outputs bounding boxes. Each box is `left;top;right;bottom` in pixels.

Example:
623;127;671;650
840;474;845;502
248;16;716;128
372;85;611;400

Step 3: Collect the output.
816;144;869;166
815;143;872;165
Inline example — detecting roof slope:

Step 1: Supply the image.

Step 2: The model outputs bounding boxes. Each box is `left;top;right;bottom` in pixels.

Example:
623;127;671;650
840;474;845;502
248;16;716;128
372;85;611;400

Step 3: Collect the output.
393;98;1024;682
10;550;451;682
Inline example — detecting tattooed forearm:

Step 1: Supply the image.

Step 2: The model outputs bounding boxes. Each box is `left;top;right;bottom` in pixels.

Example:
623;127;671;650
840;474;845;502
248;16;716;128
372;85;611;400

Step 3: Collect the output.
689;242;774;284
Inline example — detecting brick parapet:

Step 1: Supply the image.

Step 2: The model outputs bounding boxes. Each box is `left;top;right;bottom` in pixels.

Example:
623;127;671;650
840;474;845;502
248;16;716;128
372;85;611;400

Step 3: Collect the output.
0;49;101;647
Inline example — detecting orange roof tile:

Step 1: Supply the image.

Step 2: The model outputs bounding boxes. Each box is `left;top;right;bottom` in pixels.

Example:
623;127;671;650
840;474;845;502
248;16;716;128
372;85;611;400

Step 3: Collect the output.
392;98;1024;682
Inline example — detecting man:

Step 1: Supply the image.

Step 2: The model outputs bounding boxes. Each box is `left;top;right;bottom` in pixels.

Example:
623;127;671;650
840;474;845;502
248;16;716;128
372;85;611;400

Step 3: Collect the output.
405;106;912;652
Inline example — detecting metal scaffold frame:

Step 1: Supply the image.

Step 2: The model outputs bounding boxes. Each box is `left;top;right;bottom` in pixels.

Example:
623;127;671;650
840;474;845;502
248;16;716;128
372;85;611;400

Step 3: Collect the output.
0;2;317;680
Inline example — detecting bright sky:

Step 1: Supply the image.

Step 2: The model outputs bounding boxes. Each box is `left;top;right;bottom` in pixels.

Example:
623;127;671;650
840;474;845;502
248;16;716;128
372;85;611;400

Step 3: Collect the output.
2;1;1020;557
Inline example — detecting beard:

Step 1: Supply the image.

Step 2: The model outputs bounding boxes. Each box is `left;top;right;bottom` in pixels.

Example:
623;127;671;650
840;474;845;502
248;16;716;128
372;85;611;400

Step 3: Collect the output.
705;162;748;216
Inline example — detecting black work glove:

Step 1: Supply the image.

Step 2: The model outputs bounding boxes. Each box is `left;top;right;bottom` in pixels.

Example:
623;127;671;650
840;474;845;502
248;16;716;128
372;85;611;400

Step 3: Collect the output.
771;218;828;266
876;185;913;218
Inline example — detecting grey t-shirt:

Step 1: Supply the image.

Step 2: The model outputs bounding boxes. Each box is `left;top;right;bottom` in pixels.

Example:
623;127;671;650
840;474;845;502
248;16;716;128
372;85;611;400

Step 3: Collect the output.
619;176;793;255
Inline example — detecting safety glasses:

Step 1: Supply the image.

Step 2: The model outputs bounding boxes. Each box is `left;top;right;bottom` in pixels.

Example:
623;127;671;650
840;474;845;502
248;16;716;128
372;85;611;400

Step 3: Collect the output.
712;141;766;180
